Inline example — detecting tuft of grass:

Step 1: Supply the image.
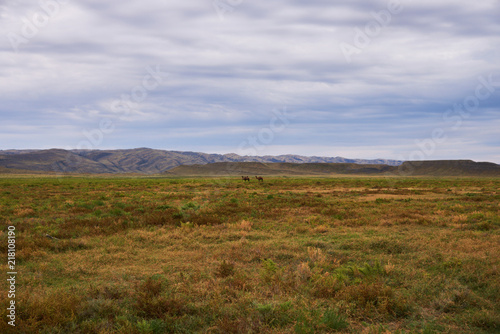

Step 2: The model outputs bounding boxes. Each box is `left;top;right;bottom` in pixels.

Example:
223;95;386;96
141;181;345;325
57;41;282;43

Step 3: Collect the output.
215;260;235;278
466;309;500;331
338;282;412;319
256;301;294;328
260;258;279;283
134;277;193;319
320;309;349;331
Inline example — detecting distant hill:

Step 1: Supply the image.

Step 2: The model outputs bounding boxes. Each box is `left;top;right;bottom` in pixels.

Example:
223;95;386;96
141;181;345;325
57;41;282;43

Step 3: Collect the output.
0;149;498;176
0;148;402;174
398;160;500;177
164;162;395;176
165;160;500;177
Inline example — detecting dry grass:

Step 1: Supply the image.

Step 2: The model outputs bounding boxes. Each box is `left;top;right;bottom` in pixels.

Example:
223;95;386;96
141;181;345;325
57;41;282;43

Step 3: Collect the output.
0;176;499;333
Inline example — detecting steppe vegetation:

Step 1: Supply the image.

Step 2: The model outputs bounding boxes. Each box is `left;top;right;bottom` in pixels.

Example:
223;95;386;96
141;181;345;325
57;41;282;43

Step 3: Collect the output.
1;176;499;333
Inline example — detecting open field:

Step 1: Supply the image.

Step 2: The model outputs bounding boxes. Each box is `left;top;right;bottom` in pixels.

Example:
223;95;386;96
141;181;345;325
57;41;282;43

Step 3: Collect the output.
1;176;499;333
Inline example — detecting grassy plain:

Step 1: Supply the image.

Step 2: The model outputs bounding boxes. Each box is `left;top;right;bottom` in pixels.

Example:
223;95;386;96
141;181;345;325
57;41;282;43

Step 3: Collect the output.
0;176;499;333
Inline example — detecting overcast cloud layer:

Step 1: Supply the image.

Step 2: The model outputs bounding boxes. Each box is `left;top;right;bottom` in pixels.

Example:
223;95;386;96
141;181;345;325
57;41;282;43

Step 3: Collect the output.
1;0;499;162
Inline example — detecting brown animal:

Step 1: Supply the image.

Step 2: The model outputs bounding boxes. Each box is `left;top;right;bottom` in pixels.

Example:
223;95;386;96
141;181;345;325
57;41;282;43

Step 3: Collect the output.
255;176;263;182
241;176;250;182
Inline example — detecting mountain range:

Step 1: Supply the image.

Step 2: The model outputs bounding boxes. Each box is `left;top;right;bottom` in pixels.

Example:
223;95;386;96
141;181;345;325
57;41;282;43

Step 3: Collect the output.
0;148;402;174
0;148;499;176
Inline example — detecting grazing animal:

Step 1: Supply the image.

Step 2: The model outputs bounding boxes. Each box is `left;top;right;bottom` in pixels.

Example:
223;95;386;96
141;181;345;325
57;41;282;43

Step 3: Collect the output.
255;176;263;182
242;176;250;182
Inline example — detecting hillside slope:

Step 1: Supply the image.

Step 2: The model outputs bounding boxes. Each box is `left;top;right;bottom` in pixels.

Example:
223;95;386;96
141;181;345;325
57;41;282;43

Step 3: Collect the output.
0;149;112;174
165;160;500;177
398;160;500;176
1;149;498;176
0;148;402;174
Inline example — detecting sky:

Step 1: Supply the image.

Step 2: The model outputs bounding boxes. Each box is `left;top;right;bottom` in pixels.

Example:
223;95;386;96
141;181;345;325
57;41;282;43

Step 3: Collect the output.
1;0;499;163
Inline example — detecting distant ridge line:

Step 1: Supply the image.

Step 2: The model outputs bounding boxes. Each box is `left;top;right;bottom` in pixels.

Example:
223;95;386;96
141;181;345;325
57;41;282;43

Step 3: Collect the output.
1;148;499;176
164;160;500;177
0;148;403;174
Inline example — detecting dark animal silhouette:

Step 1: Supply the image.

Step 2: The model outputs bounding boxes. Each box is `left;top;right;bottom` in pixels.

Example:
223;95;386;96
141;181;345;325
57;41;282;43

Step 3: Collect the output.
255;176;263;182
241;176;250;182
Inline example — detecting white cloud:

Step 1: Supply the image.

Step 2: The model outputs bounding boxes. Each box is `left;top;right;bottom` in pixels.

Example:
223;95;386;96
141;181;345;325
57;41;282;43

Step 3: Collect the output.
0;0;499;162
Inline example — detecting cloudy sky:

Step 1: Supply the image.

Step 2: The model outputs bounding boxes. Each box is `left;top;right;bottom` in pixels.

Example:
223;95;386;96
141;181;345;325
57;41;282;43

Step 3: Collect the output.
1;0;499;162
